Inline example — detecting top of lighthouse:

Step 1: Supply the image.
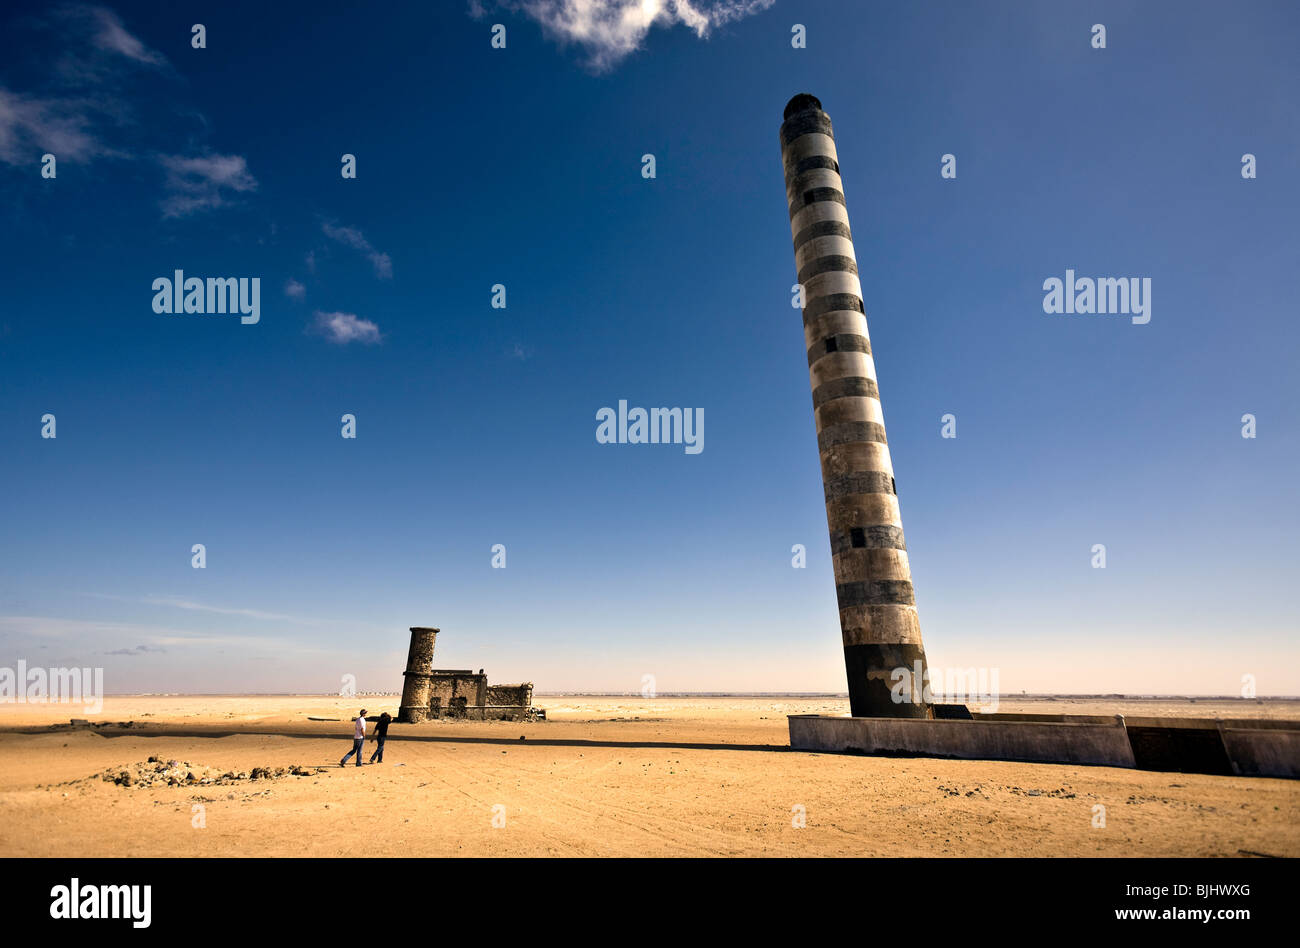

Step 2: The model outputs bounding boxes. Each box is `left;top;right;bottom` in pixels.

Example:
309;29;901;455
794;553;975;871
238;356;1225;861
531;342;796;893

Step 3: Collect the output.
783;93;823;119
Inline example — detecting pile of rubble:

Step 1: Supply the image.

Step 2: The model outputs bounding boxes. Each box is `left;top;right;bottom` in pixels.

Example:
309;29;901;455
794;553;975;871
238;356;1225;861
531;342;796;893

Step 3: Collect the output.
97;756;323;788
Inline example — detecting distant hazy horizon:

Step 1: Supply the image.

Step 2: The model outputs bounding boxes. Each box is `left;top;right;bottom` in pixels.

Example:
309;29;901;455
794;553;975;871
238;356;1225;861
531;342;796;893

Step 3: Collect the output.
82;691;1300;701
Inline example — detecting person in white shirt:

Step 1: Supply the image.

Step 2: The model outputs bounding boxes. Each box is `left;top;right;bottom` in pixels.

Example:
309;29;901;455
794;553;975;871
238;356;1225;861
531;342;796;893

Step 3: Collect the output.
339;709;367;767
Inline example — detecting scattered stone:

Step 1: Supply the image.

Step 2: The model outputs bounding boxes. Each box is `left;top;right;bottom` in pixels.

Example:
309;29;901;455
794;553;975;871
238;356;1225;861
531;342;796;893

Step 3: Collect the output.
88;759;326;789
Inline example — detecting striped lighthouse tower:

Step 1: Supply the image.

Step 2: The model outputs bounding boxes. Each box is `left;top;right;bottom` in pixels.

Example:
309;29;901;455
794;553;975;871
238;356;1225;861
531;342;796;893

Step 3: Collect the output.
780;93;930;719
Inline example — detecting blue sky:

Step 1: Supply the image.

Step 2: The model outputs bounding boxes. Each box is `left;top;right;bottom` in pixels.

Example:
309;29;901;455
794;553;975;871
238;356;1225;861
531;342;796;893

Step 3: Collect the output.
1;1;1296;695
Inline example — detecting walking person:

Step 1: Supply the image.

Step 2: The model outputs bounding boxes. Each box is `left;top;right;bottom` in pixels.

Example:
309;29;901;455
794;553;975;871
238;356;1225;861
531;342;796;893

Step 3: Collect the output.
340;708;367;767
368;711;391;764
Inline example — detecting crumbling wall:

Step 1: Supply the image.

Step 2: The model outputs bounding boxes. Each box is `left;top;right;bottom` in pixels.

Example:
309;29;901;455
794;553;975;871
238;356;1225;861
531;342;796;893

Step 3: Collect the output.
425;681;535;721
428;673;485;717
486;683;533;708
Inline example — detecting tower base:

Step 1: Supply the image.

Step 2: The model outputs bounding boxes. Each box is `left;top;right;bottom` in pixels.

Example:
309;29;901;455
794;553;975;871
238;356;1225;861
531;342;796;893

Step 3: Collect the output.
843;643;931;718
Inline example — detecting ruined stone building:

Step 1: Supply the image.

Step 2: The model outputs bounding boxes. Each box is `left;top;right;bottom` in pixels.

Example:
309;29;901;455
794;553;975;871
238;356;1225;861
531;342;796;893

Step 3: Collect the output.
398;627;536;722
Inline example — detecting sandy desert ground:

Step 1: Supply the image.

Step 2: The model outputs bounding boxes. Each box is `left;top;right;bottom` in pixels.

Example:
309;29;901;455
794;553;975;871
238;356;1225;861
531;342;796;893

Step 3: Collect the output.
1;694;1296;857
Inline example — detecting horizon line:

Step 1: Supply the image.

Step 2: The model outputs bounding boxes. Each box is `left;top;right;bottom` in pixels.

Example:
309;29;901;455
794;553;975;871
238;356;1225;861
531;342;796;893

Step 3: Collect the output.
72;692;1300;701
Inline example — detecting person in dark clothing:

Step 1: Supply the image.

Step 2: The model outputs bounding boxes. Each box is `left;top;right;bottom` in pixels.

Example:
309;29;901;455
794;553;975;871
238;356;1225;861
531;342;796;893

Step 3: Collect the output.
368;711;392;763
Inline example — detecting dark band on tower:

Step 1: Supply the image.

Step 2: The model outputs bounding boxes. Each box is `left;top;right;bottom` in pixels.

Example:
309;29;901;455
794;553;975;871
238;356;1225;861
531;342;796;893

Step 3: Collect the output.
779;93;931;719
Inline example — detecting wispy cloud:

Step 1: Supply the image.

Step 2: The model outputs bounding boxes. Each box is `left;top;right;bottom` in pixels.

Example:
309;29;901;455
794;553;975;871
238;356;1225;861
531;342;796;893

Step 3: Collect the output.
0;5;169;165
49;3;170;84
479;0;774;72
104;643;166;656
132;595;312;623
0;614;338;656
0;88;107;163
1;5;258;225
86;593;345;626
285;278;306;300
157;153;258;218
311;310;383;345
83;5;167;66
321;222;393;279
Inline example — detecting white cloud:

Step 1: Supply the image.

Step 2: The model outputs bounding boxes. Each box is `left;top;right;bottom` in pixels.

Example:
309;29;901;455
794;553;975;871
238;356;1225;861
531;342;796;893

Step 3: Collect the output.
49;4;169;84
157;152;257;218
321;222;393;279
0;88;105;164
285;278;306;300
500;0;775;71
311;310;383;345
0;6;171;166
0;4;258;234
86;5;167;65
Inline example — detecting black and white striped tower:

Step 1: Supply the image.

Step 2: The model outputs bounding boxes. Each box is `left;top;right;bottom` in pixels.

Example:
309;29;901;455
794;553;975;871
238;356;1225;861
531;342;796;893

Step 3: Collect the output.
780;93;930;719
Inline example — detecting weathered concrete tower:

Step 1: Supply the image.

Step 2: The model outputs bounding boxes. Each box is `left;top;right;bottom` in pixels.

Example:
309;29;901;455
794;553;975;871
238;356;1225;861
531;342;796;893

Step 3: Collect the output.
780;94;930;718
398;626;438;723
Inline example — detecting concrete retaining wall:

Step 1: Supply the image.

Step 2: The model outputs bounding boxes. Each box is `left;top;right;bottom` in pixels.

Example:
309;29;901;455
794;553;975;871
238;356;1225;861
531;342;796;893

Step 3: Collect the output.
789;714;1300;778
788;714;1136;767
1221;727;1300;778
